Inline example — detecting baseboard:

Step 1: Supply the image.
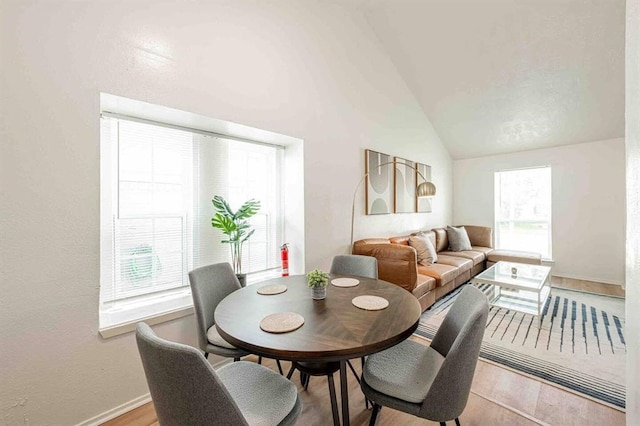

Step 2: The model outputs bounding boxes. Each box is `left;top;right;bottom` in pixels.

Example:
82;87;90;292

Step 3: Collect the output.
76;357;233;426
76;393;151;426
552;273;623;287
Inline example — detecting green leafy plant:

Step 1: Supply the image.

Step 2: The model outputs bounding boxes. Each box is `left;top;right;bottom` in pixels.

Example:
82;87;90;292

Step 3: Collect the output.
211;195;261;274
306;269;329;288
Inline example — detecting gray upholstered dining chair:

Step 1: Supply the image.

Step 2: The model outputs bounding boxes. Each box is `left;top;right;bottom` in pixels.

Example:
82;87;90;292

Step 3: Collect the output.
189;262;284;373
188;262;249;361
361;285;489;426
135;322;302;426
330;254;378;280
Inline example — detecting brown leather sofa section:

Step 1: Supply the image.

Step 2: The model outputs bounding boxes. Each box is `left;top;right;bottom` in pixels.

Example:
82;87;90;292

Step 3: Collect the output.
487;249;542;267
413;275;437;312
462;225;493;248
417;262;459;287
389;235;411;245
436;255;473;273
352;239;437;311
353;241;417;291
432;228;449;253
353;225;494;312
438;250;485;266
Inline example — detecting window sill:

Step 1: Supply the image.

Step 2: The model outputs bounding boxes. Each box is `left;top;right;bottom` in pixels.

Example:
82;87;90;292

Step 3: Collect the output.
246;268;284;285
99;290;194;339
98;270;283;339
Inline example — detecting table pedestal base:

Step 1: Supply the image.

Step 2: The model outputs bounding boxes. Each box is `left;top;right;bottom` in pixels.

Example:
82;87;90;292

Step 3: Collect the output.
287;361;342;426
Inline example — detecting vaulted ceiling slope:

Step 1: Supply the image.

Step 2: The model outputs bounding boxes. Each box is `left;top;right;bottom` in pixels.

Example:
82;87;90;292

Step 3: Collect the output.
336;0;626;160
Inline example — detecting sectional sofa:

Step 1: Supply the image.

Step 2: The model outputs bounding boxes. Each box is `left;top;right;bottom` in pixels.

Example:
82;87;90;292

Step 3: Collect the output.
352;225;494;312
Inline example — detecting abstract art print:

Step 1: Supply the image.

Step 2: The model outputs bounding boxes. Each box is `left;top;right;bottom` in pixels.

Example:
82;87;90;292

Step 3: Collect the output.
416;162;433;213
394;157;416;213
365;149;393;215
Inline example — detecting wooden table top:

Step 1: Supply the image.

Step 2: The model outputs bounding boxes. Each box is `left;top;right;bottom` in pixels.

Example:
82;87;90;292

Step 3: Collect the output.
215;274;422;362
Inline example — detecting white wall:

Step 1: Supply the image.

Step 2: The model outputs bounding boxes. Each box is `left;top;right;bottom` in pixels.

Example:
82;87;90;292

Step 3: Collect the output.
0;0;451;423
453;138;626;285
625;0;640;421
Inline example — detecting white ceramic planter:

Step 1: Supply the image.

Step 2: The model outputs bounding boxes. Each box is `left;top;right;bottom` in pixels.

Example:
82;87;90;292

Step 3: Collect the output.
311;286;327;300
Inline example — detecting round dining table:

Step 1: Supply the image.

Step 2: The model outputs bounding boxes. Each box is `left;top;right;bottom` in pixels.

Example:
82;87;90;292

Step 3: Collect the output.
215;273;422;426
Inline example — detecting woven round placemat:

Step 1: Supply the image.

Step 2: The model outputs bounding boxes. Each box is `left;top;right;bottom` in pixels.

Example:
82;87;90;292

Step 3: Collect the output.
352;295;389;311
259;312;305;333
257;284;287;295
331;278;360;288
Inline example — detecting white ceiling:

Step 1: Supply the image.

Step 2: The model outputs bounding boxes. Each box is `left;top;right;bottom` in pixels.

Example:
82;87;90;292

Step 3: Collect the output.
330;0;626;159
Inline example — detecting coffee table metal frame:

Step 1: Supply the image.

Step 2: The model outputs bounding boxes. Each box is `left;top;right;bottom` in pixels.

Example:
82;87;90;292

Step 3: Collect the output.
471;261;552;323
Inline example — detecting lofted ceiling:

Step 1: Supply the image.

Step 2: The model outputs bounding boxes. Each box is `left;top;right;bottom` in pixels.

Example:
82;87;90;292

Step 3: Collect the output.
329;0;626;160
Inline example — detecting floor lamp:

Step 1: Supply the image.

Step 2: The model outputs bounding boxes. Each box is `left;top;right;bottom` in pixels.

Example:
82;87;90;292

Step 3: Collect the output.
350;161;436;250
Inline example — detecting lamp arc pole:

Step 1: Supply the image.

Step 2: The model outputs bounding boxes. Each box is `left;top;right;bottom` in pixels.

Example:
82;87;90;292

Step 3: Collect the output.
350;161;435;250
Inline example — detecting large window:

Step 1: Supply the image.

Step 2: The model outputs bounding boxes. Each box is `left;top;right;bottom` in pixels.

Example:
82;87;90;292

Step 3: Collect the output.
494;167;552;259
99;114;283;331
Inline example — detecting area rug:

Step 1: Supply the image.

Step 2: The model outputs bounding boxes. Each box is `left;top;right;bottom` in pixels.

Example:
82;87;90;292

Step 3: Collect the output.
415;283;626;410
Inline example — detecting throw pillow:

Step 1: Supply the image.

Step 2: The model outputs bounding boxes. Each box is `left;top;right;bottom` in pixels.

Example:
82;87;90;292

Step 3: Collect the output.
408;233;438;266
446;225;472;251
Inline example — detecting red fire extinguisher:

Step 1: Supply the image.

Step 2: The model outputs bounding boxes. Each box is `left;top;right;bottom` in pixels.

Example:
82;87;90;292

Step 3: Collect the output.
281;243;289;277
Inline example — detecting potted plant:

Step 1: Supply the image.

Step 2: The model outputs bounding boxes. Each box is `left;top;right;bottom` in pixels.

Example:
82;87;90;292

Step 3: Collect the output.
211;195;261;286
306;269;329;300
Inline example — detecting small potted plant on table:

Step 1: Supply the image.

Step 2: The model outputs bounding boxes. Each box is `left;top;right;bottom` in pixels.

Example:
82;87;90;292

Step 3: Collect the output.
307;269;329;300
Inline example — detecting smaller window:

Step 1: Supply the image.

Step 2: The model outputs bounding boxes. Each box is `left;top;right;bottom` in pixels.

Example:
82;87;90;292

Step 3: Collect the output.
494;167;552;259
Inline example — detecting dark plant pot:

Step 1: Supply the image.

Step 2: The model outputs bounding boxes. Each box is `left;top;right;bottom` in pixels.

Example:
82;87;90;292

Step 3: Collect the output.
236;273;247;288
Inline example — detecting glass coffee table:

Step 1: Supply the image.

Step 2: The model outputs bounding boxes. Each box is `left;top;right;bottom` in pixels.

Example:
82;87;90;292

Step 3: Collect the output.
471;261;552;323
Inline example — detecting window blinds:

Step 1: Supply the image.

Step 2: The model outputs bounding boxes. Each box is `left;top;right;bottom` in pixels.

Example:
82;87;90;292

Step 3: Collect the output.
100;116;283;304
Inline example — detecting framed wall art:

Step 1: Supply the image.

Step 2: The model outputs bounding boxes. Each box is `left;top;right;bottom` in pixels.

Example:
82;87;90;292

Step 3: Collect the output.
416;162;433;213
394;157;416;213
365;149;393;215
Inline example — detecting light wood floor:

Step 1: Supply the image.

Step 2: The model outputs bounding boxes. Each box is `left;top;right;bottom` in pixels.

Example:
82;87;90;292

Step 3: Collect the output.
104;278;625;426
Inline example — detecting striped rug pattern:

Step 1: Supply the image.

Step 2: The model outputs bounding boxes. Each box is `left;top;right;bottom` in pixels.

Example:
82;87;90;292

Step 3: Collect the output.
416;284;626;410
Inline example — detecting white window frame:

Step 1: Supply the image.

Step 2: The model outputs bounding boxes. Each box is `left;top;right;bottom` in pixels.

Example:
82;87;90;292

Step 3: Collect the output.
494;166;552;260
98;94;304;338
